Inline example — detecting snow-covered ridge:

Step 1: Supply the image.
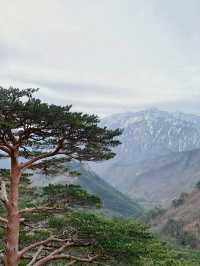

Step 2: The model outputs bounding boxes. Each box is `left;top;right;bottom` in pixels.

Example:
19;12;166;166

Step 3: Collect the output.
101;108;200;163
90;109;200;206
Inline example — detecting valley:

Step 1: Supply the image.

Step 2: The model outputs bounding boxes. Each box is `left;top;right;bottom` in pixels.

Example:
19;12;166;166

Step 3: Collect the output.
91;108;200;207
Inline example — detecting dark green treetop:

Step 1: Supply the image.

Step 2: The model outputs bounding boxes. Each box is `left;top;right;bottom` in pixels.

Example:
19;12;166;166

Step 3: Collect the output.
0;87;122;169
0;87;122;265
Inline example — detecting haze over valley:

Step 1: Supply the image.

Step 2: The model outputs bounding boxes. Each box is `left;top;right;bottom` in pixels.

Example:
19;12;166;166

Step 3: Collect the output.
91;108;200;207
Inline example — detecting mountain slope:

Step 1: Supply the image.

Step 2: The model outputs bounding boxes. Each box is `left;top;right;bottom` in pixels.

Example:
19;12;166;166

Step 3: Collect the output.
151;187;200;249
32;162;144;218
101;108;200;164
91;109;200;207
76;163;143;218
100;149;200;207
0;158;143;218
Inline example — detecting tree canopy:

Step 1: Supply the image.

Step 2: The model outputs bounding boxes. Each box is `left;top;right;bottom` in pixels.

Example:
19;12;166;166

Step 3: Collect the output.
0;87;122;169
0;170;177;266
0;87;122;266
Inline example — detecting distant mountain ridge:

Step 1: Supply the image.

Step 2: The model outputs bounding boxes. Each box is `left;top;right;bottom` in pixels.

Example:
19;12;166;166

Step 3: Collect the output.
91;109;200;207
101;108;200;161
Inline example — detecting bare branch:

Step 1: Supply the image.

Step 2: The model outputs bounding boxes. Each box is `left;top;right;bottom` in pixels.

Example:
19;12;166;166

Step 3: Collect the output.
0;145;10;155
2;134;15;152
27;245;44;266
19;152;57;170
18;237;68;258
19;206;65;214
34;254;100;266
48;242;73;256
0;179;8;208
19;139;65;170
21;239;96;266
33;241;83;266
0;216;8;224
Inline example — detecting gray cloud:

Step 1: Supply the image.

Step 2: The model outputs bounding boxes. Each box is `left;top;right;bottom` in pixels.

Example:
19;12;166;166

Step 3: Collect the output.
1;0;200;116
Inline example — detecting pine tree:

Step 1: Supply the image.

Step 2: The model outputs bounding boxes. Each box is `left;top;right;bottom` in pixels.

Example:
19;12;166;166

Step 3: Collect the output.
0;87;121;266
0;87;198;266
0;169;175;266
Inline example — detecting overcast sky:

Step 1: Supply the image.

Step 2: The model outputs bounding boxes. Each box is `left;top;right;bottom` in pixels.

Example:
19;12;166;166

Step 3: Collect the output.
1;0;200;116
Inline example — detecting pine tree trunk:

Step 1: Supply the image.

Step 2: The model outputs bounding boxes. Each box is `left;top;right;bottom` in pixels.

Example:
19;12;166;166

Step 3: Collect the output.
4;155;21;266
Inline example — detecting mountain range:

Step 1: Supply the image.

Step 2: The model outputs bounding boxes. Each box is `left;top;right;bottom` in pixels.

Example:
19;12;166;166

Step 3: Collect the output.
91;108;200;207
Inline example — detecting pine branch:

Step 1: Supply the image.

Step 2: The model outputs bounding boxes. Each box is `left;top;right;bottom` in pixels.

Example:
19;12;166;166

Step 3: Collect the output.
34;254;100;266
0;145;10;155
19;139;65;170
18;237;69;258
19;206;66;214
27;245;44;266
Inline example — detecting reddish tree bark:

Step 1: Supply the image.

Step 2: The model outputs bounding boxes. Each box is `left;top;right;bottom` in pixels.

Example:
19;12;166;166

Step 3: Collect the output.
0;87;121;266
4;154;21;266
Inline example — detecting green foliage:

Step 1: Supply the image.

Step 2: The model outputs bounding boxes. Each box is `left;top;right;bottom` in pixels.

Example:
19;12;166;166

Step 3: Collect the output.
0;87;199;265
48;216;66;229
74;161;143;217
35;159;144;218
1;173;199;265
48;211;175;265
42;184;102;208
0;173;178;266
20;229;50;246
0;87;122;165
195;180;200;189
